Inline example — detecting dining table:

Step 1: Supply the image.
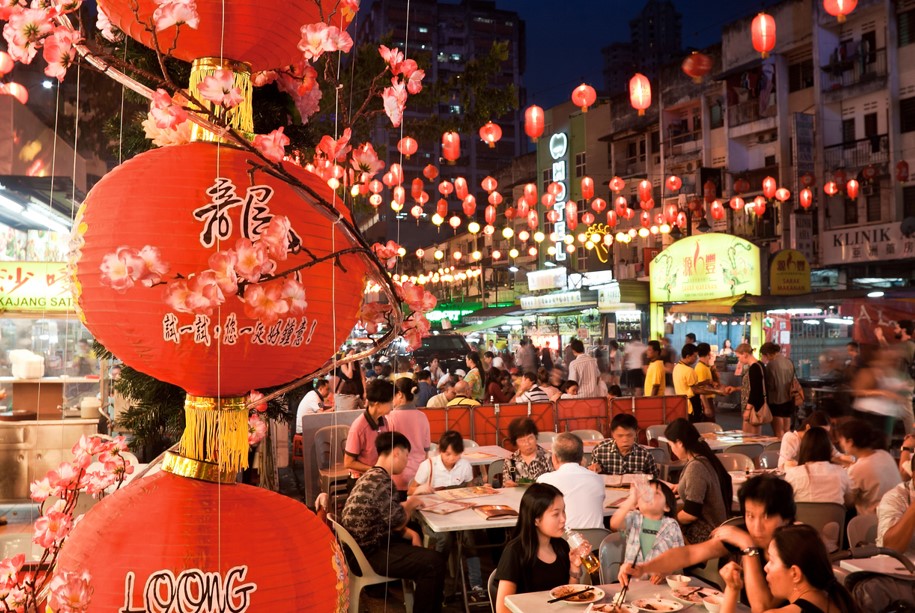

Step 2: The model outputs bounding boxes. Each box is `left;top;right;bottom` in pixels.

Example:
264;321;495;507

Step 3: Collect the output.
503;576;749;612
462;444;514;466
659;430;779;453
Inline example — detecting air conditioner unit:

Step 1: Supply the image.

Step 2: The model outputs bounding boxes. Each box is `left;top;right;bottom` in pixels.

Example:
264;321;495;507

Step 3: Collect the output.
862;184;875;196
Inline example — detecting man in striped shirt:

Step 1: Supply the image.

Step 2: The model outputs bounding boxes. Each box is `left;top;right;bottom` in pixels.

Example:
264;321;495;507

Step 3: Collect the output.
512;371;551;403
568;338;602;397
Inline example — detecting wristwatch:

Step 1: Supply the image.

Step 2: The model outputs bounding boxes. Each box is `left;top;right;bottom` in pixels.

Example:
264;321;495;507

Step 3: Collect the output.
741;547;763;557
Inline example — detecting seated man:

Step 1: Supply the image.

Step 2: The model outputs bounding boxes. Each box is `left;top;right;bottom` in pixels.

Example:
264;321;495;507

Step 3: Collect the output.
877;455;915;554
537;432;605;529
341;432;446;612
511;371;551;404
622;475;796;613
295;378;330;433
446;380;481;408
589;413;659;478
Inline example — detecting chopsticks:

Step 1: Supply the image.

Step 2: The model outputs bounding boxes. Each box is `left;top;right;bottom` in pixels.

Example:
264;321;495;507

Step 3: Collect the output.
548;586;594;604
611;583;629;608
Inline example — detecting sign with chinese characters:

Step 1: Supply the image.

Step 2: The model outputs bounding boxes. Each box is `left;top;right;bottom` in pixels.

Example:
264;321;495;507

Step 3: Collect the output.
649;234;761;302
548;132;569;262
521;290;586;310
0;261;72;311
769;249;811;295
527;267;568;291
821;221;913;265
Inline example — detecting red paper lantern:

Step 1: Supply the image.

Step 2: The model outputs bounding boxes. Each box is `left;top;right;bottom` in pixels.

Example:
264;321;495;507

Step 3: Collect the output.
411;177;424;200
389;163;404;185
640;198;655;212
606;210;618;227
762;176;777;199
861;165;877;181
824;181;839;196
97;0;345;71
57;470;344;612
566;201;578;230
609;176;626;192
73;142;366;397
572;83;597;112
753;198;767;216
524;105;545;141
704;179;717;204
410;204;423;219
681;51;713;83
481;176;498;193
546;210;560;223
484;205;497;225
846;179;859;199
664;203;679;223
0;51;13;76
581;211;595;225
479;121;502;148
800;172;815;187
436;198;449;218
824;0;857;23
438;180;454;197
710;200;725;220
666;175;682;192
591;198;607;213
581;176;595;200
833;168;847;185
453;176;469;200
462;195;477;216
799;188;813;209
397;136;418;158
733;177;750;195
541;193;556;208
527;210;539;229
504;207;517;220
687;197;702;212
752;12;776;58
423;164;439;181
517;198;530;216
676;211;688;228
442;131;460;164
622;206;636;221
898;160;910;182
392;185;405;206
775;187;791;202
729;196;745;211
638;179;653;203
488;191;503;206
523;183;538;205
639;210;651;228
629;73;651;116
547;182;564;197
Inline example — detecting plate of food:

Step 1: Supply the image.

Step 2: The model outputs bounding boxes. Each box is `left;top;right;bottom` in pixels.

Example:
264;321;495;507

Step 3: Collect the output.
592;604;638;613
671;586;722;604
548;584;605;604
631;597;684;612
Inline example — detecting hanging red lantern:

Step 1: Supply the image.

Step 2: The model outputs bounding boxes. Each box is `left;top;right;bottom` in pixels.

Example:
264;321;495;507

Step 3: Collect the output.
606;210;618;227
622;206;636;221
733;177;750;194
527;210;539;230
823;0;858;23
392;185;406;206
546;210;560;223
437;198;449;218
479;121;502;148
438;180;453;197
485;205;497;225
861;165;877;181
389;163;404;185
666;175;682;192
640;198;655;212
629;73;651;116
572;83;597;112
488;191;503;206
581;211;596;225
655;213;666;226
800;172;815;187
410;204;423;219
751;12;776;58
897;160;910;182
753;198;767;216
762;176;777;199
481;176;498;192
0;51;13;76
566;201;579;230
523;183;538;204
833;168;847;185
729;196;745;211
609;176;626;192
676;211;688;229
774;187;791;202
517;198;530;216
442;131;460;164
524;105;545;141
703;179;717;204
799;188;813;209
615;195;628;214
591;198;607;213
454;176;469;199
462;195;477;216
411;177;424;200
639;210;651;228
638;179;652;203
681;51;713;83
73;142;367;397
541;193;556;208
824;181;839;196
846;179;859;199
423;164;439;181
548;182;564;197
368;179;384;194
0;81;27;104
664;203;679;223
710;200;725;220
397;136;418;158
504;207;517;220
581;176;595;200
687;197;702;212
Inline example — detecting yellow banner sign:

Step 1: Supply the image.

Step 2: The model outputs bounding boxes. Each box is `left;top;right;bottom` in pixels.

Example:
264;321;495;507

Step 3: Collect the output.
0;262;73;312
649;234;760;303
769;249;811;295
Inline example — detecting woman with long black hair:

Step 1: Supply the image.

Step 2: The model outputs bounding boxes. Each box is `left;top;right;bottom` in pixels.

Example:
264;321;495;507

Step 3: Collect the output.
664;418;732;544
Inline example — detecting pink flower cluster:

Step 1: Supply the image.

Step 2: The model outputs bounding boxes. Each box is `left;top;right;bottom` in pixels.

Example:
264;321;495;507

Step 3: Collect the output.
371;240;399;269
359;301;393;334
198;68;244;109
150;88;188;130
379;45;425;127
254;59;322;124
253;127;290;163
297;22;353;61
49;569;93;613
248;413;267;446
0;3;84;82
248;390;268;413
99;245;170;292
152;0;200;32
0;553;27;611
350;143;385;183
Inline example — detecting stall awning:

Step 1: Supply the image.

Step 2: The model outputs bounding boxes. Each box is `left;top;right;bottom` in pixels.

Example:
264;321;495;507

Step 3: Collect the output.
454;315;515;335
668;295;744;315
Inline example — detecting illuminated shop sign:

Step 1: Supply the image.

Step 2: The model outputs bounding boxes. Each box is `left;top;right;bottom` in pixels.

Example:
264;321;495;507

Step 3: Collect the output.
527;267;567;291
0;261;73;312
521;290;583;310
769;249;811;296
649;235;761;302
549;132;568;262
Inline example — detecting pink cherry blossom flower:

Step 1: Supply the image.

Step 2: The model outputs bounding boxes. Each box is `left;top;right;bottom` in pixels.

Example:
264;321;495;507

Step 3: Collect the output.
4;8;54;65
0;553;24;586
275;59;317;98
359;301;393;334
379;45;404;74
108;435;129;453
292;85;322;123
253;127;289;164
99;246;143;292
402;313;431;350
96;4;121;42
47;461;80;490
137;245;169;286
71;434;106;461
297;22;330;60
152;0;200;31
382;79;407;127
324;25;353;54
149;88;188;130
234;238;275;283
198;68;244;109
317;127;352;162
242;282;289;325
406;68;425;95
42;27;80;82
207;250;239;295
350;143;385;182
79;467;115;496
142;112;192;147
48;569;93;613
248;413;267;446
252;70;277;87
164;279;191;312
33;510;72;549
184;271;225;315
2;585;28;610
258;215;291;260
397;282;436;312
280;278;307;315
29;476;56;502
248;390;267;413
371;240;400;269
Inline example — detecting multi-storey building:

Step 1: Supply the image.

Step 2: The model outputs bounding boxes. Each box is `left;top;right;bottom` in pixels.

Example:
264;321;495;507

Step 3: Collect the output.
602;0;683;95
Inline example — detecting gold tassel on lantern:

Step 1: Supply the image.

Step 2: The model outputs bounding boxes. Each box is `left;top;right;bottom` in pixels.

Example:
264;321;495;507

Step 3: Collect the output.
163;395;249;483
187;57;254;143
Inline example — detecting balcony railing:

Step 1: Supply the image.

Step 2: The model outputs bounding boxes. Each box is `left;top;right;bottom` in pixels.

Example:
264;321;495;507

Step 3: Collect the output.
822;134;888;169
728;98;777;128
820;47;886;91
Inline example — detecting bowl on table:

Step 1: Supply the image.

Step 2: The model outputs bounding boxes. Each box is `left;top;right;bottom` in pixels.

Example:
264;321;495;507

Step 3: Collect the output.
665;574;691;590
703;596;723;613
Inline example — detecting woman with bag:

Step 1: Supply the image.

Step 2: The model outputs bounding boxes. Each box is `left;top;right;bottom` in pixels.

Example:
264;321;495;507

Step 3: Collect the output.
736;343;771;434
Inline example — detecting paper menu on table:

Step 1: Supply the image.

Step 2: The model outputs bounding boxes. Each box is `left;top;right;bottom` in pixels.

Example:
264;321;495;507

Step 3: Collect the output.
434;485;499;501
422;500;475;515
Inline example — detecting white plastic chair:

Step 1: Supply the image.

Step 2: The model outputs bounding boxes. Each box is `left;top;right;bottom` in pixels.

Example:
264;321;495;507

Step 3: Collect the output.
717;452;755;472
598;532;625;585
694;422;723;435
571;429;605;441
463;439;480;449
722;443;764;463
537;431;558;445
795;502;847;553
757;450;780;469
330;518;414;613
847;513;878;548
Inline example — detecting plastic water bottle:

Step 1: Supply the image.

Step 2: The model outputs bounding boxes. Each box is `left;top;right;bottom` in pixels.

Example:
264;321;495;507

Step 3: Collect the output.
563;528;601;575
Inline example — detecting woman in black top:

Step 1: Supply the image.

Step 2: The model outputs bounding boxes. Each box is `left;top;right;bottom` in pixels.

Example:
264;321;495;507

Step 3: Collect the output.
736;343;767;434
494;483;584;612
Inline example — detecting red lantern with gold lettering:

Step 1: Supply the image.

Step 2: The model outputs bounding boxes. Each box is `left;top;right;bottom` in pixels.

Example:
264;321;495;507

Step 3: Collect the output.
572;83;597;112
823;0;857;23
524;105;545;141
479;121;502;148
752;12;776;58
629;73;651;116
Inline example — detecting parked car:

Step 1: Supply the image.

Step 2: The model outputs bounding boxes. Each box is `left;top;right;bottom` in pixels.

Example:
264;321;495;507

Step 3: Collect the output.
385;333;473;377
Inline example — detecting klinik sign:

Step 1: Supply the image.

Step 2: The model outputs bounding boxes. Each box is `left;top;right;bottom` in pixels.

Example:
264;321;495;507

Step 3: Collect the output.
549;132;569;262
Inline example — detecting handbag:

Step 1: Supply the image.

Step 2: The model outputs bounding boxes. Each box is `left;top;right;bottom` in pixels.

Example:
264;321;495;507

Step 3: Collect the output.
790;377;805;407
743;363;773;425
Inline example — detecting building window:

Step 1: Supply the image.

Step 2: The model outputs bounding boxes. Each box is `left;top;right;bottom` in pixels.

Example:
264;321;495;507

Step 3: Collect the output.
843;196;858;225
903;186;915;218
418;26;429;33
575;152;587;178
866;180;881;222
449;104;462;114
902;97;915;132
788;59;814;92
900;8;915;47
576;246;588;271
541;168;552;193
709;99;724;129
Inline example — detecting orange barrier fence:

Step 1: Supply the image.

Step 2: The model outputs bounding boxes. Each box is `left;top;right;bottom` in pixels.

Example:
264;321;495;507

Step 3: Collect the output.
556;397;611;435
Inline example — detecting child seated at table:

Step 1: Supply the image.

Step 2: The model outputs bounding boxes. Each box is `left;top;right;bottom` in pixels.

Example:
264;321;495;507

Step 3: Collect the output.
610;478;684;584
494;483;587;613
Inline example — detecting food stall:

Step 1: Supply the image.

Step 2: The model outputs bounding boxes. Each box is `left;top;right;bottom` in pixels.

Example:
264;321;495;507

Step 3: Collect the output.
0;261;100;501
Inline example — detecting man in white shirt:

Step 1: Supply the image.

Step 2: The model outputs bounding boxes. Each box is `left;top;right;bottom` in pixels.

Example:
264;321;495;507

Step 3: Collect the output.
568;339;602;398
537;432;605;529
295;379;330;433
877;460;915;554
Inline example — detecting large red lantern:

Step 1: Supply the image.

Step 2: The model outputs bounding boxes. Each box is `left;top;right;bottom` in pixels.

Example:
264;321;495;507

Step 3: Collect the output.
609;176;626;192
824;181;839;196
581;176;595;200
752;12;776;58
73;142;367;397
846;179;859;199
681;51;713;83
762;176;777;199
442;131;460;164
485;205;497;225
524;105;545;141
454;176;469;199
710;200;725;220
462;195;477;216
799;188;813;209
58;470;345;611
666;175;682;192
572;83;597;112
591;198;607;213
397;136;418;158
97;0;345;71
629;73;651;116
704;179;717;204
823;0;857;23
566;201;578;230
606;210;618;227
638;179;653;203
479;121;502;148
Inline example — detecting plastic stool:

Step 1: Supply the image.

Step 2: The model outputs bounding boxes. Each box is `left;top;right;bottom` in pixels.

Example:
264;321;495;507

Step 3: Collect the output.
293;433;304;463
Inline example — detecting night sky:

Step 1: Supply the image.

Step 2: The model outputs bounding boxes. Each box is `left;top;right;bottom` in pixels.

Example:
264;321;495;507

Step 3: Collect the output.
497;0;768;108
